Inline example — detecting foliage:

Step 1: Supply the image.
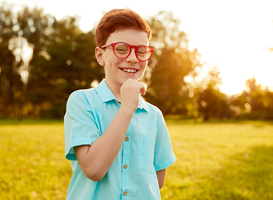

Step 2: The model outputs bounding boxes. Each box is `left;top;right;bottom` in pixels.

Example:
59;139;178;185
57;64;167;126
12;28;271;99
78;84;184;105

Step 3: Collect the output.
196;67;233;120
0;2;25;118
0;2;104;118
0;2;273;120
26;15;103;118
145;11;202;115
231;77;273;120
1;120;273;199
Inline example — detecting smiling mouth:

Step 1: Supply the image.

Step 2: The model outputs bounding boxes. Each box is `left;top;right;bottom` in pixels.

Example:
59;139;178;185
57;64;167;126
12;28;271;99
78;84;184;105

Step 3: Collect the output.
121;68;138;73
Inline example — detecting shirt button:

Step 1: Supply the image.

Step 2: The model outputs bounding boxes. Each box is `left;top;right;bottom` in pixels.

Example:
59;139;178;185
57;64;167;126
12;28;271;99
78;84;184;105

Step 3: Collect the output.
123;191;127;196
123;164;128;169
125;137;129;141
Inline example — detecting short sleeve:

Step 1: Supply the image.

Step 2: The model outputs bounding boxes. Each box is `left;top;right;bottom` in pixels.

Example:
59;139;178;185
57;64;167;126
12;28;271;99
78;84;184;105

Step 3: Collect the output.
64;90;100;161
153;112;176;171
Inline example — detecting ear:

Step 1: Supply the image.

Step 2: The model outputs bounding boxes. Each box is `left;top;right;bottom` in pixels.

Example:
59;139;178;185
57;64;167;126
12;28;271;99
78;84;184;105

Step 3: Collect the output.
95;47;105;66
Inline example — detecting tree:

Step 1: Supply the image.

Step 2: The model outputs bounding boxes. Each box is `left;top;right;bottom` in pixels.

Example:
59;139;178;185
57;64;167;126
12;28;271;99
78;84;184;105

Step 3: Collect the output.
144;11;202;115
0;3;104;118
238;77;273;119
196;66;232;120
0;2;25;118
15;5;56;117
24;14;103;118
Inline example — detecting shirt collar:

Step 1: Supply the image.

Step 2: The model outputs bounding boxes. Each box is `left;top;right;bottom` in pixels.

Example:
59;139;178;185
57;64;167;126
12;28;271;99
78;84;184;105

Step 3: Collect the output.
138;96;148;112
95;80;148;112
95;80;116;103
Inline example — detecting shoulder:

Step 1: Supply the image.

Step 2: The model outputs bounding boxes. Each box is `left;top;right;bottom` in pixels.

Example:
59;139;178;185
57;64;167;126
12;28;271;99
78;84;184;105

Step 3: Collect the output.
143;100;161;113
143;100;164;119
66;88;97;108
69;88;95;98
65;88;100;119
68;88;96;101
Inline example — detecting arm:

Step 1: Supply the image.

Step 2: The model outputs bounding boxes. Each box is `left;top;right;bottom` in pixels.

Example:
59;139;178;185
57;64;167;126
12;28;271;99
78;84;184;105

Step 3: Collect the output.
156;169;166;189
74;79;146;182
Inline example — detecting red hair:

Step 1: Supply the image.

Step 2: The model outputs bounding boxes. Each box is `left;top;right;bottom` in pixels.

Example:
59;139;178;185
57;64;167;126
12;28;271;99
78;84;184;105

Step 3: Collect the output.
95;9;152;47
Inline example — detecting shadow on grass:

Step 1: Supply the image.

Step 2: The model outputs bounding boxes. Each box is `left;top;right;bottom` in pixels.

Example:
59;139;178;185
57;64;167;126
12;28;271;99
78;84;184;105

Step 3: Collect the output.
181;145;273;200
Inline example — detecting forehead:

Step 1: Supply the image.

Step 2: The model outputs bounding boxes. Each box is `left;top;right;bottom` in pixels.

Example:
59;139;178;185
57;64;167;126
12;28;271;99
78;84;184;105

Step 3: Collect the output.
106;29;149;46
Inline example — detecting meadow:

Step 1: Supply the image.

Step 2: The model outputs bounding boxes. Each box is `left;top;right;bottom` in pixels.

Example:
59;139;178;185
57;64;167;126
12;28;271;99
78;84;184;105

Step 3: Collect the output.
0;119;273;200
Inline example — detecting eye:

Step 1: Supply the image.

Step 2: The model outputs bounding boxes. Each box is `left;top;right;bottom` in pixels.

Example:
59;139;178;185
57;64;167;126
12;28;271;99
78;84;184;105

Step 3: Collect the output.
137;47;149;55
115;43;129;54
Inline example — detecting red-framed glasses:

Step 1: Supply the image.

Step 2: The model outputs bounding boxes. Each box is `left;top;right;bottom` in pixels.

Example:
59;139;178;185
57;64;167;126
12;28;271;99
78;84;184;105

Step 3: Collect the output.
100;42;154;62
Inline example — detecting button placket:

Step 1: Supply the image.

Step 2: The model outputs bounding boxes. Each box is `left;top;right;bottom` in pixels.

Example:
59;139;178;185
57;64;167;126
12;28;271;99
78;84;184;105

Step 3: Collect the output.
123;136;129;171
121;127;130;198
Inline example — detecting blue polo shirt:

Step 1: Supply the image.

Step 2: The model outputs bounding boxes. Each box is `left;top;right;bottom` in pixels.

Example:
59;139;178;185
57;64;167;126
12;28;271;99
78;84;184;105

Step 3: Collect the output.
64;80;176;200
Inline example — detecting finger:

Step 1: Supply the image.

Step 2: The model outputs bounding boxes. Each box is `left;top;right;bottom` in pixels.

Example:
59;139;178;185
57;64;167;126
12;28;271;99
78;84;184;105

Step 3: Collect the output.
140;87;146;96
137;82;146;96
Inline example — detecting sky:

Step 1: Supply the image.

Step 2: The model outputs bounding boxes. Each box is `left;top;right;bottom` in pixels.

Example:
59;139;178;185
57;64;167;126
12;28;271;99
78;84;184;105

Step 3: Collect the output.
3;0;273;95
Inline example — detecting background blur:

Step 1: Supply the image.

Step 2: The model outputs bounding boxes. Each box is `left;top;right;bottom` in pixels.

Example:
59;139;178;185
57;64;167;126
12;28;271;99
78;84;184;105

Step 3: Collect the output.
1;0;273;120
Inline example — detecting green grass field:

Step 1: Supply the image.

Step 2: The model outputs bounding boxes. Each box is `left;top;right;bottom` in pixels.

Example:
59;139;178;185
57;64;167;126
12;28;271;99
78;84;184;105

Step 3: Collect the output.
0;119;273;200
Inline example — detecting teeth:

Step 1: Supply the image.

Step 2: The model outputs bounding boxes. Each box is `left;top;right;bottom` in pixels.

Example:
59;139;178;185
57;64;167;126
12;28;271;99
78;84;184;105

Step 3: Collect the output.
123;69;137;73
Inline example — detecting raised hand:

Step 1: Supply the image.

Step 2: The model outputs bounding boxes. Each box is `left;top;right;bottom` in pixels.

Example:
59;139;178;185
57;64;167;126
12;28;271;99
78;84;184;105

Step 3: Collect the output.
120;78;146;112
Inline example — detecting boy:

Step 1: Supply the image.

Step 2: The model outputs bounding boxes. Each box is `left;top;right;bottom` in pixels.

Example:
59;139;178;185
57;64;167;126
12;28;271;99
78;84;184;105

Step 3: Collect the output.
64;9;176;199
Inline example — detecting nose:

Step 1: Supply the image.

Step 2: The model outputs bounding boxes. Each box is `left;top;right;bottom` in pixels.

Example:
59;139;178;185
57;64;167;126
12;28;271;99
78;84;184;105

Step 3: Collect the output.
126;48;138;63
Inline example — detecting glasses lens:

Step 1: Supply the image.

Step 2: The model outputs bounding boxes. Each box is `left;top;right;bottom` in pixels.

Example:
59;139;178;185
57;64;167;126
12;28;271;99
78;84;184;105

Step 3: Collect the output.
137;46;152;61
114;43;130;58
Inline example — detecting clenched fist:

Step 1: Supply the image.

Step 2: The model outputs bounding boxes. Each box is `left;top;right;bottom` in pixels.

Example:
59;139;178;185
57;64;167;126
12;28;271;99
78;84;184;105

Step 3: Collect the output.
120;78;146;112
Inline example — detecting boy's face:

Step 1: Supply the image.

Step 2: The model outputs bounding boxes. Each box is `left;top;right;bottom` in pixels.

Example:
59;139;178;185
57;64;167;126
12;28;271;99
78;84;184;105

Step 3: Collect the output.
96;29;149;90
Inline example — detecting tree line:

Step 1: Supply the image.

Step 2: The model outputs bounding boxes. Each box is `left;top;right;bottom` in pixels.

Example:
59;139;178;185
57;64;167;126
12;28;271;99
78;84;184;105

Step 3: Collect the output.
0;2;272;120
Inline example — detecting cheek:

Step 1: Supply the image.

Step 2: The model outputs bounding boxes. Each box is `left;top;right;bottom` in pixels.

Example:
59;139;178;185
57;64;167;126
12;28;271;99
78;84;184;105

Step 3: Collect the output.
141;62;148;70
107;55;121;67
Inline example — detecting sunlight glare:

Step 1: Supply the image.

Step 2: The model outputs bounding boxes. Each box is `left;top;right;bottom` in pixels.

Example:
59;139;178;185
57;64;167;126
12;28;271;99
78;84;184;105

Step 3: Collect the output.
2;0;273;95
